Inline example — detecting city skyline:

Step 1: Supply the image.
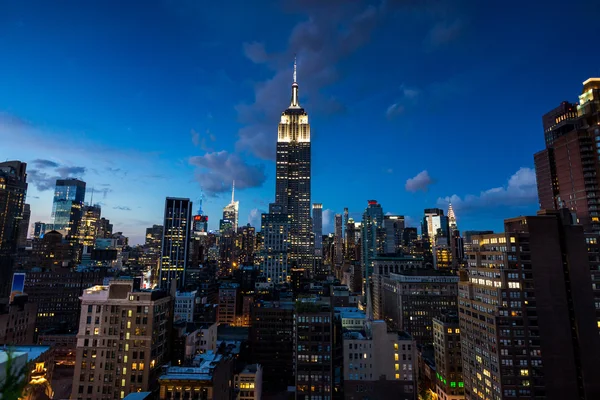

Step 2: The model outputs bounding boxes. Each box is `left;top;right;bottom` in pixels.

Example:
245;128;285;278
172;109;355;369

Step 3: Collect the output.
2;1;600;244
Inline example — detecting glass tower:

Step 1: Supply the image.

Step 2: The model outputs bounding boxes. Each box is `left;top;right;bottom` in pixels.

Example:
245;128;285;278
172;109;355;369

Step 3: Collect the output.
51;179;86;235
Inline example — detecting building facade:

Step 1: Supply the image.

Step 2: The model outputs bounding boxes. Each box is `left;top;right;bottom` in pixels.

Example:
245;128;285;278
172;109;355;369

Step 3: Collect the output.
71;279;172;400
260;204;289;284
433;313;464;400
459;210;600;399
50;178;86;236
160;197;192;290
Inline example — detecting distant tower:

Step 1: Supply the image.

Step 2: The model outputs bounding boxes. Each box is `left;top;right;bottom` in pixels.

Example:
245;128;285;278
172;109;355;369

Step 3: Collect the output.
51;178;86;237
448;203;457;232
222;181;239;232
275;58;314;271
313;203;323;257
334;214;343;265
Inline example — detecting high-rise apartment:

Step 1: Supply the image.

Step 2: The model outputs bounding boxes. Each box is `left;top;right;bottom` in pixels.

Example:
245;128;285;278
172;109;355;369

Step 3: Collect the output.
160;197;192;290
76;205;101;247
275;60;313;271
313;203;323;257
51;178;86;236
71;279;172;400
295;299;343;400
433;313;464;400
459;210;600;399
534;78;600;233
0;161;28;297
334;214;343;265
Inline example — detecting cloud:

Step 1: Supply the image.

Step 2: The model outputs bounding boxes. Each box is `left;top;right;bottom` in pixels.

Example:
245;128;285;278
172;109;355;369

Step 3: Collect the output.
425;19;463;49
386;84;420;119
189;151;266;196
322;208;334;234
27;161;87;192
191;128;216;151
437;167;538;212
113;206;132;211
237;2;385;160
405;170;433;192
31;159;59;168
248;208;266;228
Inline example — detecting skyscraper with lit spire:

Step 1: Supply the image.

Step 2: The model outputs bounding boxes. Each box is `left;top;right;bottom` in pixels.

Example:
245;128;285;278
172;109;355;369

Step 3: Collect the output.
275;58;314;271
221;181;239;232
448;202;457;232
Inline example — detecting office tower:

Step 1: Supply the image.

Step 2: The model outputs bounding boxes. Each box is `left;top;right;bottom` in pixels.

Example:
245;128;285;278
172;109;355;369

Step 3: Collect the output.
383;215;405;254
250;301;295;392
192;198;209;235
345;218;356;261
141;224;163;269
294;299;342;400
313;203;323;257
75;205;101;246
343;321;416;400
236;223;256;265
31;230;73;269
534;78;600;233
97;217;113;239
17;203;30;248
50;178;86;236
422;208;449;241
160;197;192;290
342;208;349;245
448;203;457;233
433;313;463;400
218;229;236;276
222;182;239;232
260;204;289;284
361;200;385;277
380;269;458;344
402;227;418;248
33;222;46;239
275;60;313;271
71;279;172;400
0;161;28;297
334;214;343;265
459;210;600;399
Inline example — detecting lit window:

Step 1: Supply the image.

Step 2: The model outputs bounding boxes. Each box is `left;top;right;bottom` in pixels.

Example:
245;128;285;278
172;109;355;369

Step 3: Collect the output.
520;369;529;376
128;310;132;317
395;364;399;371
455;328;460;334
394;343;398;350
447;328;452;334
121;379;126;387
394;354;399;361
395;373;400;379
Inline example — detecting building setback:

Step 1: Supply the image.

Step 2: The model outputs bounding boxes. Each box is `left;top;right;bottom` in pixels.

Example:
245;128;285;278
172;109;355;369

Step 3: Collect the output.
275;60;314;272
459;210;600;400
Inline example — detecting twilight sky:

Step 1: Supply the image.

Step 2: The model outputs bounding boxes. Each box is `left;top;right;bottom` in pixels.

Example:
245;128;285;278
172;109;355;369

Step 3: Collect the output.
1;0;599;244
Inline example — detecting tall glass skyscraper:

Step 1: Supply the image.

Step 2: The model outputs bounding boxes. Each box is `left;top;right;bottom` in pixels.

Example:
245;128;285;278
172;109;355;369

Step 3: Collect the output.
159;197;192;290
51;179;86;236
275;60;314;271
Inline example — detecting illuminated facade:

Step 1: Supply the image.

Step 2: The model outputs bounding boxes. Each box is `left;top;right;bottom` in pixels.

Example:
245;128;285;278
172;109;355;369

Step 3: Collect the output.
50;178;86;236
534;78;600;233
275;60;314;272
76;205;101;246
361;200;385;277
260;204;289;283
222;182;239;232
160;197;192;290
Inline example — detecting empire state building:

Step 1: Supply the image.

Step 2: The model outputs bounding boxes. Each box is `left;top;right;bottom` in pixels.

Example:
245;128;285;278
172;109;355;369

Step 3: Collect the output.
275;60;314;271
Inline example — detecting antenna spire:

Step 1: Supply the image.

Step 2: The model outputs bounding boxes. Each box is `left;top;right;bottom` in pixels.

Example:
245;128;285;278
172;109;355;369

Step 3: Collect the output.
90;187;94;206
231;180;235;204
293;55;297;83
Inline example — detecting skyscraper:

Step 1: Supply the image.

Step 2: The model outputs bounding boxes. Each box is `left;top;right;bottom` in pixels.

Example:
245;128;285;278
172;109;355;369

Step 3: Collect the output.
275;59;313;271
75;205;101;246
361;200;384;277
221;182;239;232
0;161;27;296
383;214;405;254
51;178;86;236
260;204;289;284
160;197;192;290
17;203;30;247
334;213;343;265
534;78;600;233
312;203;323;257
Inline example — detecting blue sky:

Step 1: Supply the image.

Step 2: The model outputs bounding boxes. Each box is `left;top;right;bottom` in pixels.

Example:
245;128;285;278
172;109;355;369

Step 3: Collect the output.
1;0;599;244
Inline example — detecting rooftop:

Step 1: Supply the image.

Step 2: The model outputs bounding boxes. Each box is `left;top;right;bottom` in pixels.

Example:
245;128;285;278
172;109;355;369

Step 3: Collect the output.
335;307;365;320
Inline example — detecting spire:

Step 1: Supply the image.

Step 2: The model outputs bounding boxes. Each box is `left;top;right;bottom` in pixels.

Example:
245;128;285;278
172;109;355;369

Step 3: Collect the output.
448;202;457;230
231;180;235;204
290;56;300;108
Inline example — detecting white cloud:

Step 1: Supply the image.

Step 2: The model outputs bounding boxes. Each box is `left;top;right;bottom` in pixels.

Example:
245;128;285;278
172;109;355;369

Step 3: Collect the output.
437;167;538;211
322;208;334;234
248;208;265;228
405;170;433;192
